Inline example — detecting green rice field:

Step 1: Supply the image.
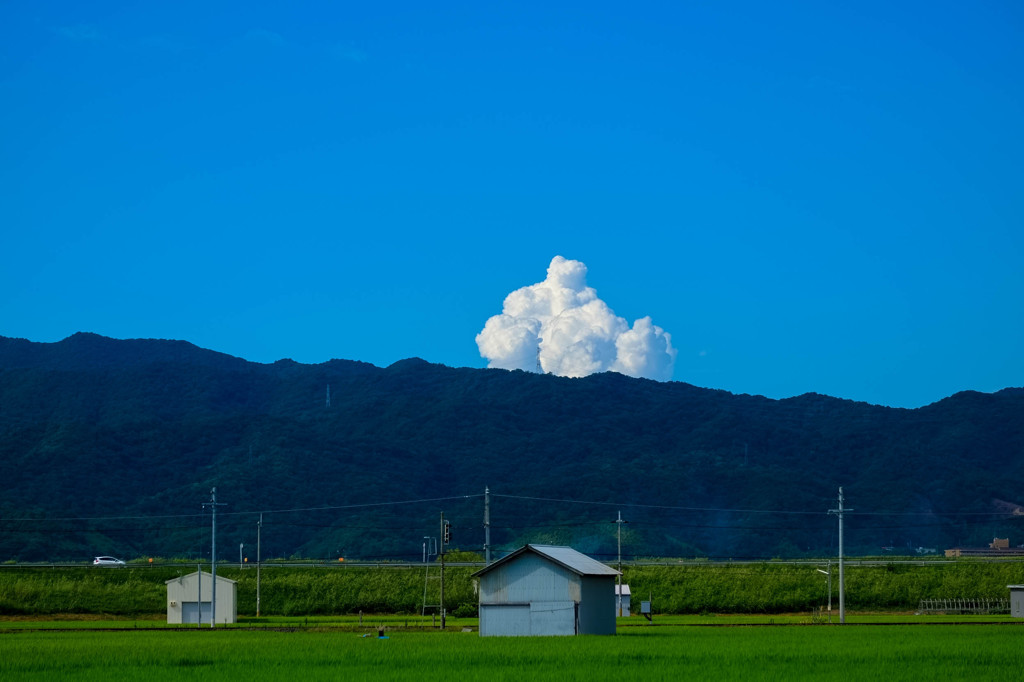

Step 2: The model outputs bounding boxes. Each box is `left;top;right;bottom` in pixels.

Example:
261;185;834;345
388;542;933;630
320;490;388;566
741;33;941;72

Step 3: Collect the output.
3;622;1024;681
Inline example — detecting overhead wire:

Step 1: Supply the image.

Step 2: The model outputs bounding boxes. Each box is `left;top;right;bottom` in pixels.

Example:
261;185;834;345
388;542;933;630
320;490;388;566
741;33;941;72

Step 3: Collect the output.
3;490;1021;560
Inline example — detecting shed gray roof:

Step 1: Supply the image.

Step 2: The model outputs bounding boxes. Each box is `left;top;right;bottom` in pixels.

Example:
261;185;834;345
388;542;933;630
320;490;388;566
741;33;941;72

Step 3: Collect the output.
473;544;620;578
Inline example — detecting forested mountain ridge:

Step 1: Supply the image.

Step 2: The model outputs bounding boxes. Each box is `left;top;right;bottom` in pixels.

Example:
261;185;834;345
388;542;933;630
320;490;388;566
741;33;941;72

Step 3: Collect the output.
1;333;1022;562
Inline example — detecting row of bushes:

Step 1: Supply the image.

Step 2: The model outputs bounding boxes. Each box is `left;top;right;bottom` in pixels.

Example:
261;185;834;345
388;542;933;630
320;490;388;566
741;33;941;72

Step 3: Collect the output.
1;560;1022;616
626;561;1024;613
0;565;479;617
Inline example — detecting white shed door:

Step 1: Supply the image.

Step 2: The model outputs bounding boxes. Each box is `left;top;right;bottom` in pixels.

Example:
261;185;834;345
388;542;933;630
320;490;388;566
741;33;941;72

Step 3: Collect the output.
181;601;212;624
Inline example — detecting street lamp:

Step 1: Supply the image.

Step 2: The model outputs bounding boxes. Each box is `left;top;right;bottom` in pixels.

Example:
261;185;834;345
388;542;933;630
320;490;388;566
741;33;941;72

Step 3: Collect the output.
817;561;832;623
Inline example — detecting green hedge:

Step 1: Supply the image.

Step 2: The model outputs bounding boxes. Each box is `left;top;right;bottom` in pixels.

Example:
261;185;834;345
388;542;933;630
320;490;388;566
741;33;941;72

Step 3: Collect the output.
0;565;477;616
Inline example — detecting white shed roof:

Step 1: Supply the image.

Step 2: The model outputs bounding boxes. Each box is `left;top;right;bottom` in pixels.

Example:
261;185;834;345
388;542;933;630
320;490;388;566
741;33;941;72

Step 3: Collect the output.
473;544;620;578
165;570;237;585
615;584;631;596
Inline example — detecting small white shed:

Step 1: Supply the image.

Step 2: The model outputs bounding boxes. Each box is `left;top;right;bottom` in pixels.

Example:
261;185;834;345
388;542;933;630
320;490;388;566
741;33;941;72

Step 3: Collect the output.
473;544;620;637
1010;585;1024;618
166;571;237;624
615;584;631;617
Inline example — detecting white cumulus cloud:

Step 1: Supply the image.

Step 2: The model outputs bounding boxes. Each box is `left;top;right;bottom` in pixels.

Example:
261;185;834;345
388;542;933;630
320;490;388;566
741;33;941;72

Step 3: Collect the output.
476;256;677;381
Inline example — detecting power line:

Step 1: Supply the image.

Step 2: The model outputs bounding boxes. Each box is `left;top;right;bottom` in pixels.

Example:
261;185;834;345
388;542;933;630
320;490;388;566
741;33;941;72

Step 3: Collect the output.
219;494;484;518
492;493;829;515
5;490;1022;525
0;512;208;522
0;494;484;523
850;510;1024;517
492;493;1024;518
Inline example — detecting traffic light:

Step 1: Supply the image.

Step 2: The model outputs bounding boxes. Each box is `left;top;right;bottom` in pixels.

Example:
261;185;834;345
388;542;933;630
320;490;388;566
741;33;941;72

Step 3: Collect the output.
443;520;451;545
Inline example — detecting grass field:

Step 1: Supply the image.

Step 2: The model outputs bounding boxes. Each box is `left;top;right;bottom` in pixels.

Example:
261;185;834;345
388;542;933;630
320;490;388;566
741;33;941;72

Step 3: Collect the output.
3;622;1024;681
0;611;1020;629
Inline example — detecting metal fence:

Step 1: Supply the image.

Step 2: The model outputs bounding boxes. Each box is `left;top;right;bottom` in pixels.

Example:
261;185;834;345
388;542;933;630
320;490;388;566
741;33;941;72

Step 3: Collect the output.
916;598;1009;615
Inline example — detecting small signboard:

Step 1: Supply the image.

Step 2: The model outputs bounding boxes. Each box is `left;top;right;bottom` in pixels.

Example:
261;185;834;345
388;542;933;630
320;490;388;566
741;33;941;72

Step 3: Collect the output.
640;600;652;623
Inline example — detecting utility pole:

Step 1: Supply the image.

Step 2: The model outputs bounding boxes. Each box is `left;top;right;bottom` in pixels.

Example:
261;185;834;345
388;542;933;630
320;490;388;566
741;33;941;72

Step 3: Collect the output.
440;511;447;629
484;486;491;564
203;487;226;628
257;514;262;618
828;487;853;624
616;511;626;617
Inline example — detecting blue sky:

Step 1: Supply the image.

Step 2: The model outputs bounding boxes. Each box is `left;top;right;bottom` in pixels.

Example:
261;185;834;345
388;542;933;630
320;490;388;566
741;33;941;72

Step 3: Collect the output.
2;1;1021;408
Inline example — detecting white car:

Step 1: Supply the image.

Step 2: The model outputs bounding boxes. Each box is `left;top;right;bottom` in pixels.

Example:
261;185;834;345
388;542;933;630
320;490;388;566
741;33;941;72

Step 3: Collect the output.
93;556;126;567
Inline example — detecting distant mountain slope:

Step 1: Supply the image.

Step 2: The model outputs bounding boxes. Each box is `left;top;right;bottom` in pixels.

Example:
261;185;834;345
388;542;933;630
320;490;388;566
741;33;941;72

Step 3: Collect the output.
1;333;1022;562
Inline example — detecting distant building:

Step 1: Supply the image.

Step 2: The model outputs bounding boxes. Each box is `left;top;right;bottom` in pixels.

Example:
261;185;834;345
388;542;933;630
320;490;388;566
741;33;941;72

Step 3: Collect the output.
473;544;620;636
945;538;1024;558
615;584;631;617
166;571;237;624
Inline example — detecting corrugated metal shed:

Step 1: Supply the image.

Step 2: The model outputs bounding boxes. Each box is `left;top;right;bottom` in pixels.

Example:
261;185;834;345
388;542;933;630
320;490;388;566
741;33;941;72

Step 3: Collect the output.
473;544;619;637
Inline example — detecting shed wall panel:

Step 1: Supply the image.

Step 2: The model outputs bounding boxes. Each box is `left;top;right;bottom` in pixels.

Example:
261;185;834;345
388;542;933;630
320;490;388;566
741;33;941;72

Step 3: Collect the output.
530;600;577;636
578;575;617;635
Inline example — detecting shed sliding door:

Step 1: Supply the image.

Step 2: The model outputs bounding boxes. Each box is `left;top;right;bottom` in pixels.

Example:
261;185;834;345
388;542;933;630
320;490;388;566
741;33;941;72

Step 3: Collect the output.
480;604;530;636
480;602;576;636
